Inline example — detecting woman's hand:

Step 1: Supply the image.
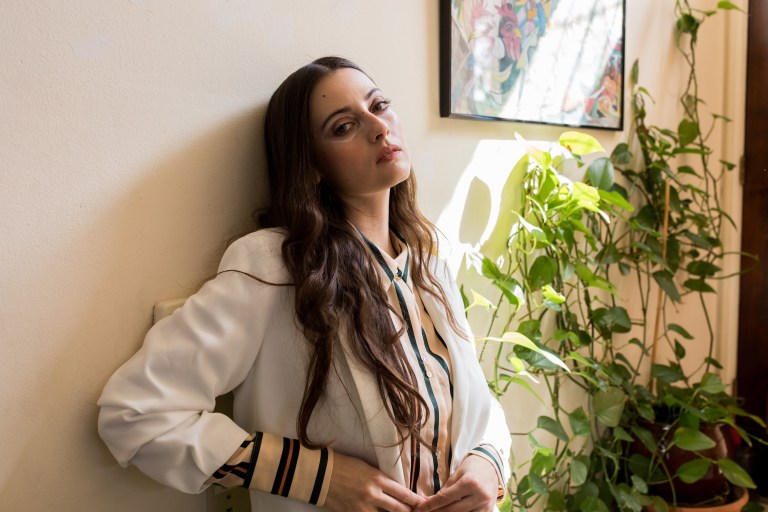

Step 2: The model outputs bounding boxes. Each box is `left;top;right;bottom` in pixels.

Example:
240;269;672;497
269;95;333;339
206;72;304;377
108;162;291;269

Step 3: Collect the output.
413;455;499;512
324;451;426;512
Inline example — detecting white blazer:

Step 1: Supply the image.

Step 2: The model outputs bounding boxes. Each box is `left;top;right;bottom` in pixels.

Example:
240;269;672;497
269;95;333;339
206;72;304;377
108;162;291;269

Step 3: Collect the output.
98;228;512;512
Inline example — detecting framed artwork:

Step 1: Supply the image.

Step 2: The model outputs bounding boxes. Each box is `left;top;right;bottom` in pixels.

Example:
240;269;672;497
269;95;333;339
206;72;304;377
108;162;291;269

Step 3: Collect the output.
440;0;625;130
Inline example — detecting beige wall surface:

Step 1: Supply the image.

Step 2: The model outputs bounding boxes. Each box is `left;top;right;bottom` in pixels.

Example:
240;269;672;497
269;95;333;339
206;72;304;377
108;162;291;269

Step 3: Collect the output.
0;1;746;510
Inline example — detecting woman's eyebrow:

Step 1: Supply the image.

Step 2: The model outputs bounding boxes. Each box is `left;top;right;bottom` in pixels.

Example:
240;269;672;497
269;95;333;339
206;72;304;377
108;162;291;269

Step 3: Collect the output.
320;87;382;130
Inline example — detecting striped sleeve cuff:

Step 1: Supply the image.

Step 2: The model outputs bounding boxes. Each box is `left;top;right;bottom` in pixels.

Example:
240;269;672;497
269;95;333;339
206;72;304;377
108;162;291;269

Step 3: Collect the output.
467;444;506;502
206;432;334;507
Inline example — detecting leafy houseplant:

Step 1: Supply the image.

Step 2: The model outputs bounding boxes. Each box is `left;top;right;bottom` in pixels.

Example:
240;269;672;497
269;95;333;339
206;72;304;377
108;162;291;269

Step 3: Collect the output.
461;1;764;510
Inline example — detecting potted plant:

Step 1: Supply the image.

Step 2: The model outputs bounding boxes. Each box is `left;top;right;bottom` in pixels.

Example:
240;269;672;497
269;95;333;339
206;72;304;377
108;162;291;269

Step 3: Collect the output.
461;1;764;510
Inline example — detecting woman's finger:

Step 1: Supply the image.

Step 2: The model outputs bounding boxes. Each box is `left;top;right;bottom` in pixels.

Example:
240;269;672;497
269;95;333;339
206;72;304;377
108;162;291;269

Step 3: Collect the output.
379;477;426;509
375;489;420;512
414;482;468;511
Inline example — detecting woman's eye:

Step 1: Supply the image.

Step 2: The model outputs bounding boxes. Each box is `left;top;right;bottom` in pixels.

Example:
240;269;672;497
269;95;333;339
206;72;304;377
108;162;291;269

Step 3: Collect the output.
333;122;352;136
372;99;391;112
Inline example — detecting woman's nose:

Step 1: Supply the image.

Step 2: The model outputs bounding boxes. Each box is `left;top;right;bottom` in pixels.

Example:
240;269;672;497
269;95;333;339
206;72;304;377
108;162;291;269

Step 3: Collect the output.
367;113;390;143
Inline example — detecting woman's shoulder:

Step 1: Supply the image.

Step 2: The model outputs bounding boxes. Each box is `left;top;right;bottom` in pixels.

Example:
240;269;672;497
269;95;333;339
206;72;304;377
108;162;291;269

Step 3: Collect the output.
218;227;289;280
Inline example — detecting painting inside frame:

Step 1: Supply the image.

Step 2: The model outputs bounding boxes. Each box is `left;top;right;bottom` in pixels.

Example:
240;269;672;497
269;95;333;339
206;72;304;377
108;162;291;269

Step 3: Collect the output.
440;0;625;130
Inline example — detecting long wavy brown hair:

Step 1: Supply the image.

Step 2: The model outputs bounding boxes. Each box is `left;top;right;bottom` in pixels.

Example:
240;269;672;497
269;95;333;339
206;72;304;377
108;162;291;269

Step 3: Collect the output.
259;56;462;449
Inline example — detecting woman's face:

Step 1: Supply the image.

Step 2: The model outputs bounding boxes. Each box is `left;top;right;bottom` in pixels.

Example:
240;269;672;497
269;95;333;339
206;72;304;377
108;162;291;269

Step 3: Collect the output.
309;67;410;205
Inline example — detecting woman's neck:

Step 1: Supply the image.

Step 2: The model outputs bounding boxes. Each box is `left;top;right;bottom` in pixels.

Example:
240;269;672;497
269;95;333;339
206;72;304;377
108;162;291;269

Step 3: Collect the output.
350;214;395;257
345;192;395;257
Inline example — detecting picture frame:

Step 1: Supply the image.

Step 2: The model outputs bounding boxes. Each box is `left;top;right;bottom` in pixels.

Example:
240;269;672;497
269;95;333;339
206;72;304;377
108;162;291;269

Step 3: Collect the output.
440;0;626;130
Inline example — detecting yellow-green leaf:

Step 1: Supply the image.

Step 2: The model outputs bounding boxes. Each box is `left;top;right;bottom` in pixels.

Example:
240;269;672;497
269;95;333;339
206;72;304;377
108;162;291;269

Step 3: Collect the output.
559;131;605;156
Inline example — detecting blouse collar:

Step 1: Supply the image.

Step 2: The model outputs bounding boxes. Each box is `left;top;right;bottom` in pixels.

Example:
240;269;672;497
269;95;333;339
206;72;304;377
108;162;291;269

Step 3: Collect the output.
358;229;409;292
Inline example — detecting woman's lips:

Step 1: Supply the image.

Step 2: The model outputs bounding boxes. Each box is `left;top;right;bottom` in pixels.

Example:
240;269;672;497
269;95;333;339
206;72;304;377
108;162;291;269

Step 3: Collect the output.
377;145;402;163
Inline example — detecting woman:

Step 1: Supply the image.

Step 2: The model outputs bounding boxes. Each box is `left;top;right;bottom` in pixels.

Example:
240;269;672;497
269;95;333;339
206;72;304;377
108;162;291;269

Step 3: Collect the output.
98;56;511;512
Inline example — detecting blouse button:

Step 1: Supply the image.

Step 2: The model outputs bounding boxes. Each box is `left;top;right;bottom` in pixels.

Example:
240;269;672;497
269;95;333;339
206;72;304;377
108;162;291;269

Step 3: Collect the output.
426;370;433;378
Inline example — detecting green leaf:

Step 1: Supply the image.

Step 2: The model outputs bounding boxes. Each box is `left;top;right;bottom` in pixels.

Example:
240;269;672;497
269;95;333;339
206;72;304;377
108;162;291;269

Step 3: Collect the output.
528;472;549;495
628;453;653;480
598;243;622;265
594;387;625;428
574;263;617;294
547;489;566;511
673;427;716;451
467;290;496;311
531;449;557;475
574;261;596;285
687;260;721;277
706;356;724;370
598;189;634;212
634;204;658;230
553;329;579;345
741;502;765;512
502;374;544;400
592;307;632;335
653;270;681;302
676;458;711;484
518;319;542;342
684;278;716;293
631;425;658;453
668;323;694;340
717;458;756;488
570;459;588;486
699;373;726;394
529;255;558;290
493;278;523;308
498;496;513;512
484;332;570;372
677;13;701;35
516;133;551;170
679;412;700;430
507;355;527;373
559;131;605;155
613;426;633;442
674;340;686;359
480;255;503;279
678;164;700;177
630;59;639;85
568;407;592;437
572;181;601;205
717;1;744;12
459;284;470;310
580;497;610;512
637;402;655;421
611;142;632;165
652;364;685;384
684;230;714;249
537;415;569;442
630;474;648;494
587;157;615;191
678;118;700;147
542;284;565;304
615;482;642;512
650;496;669;512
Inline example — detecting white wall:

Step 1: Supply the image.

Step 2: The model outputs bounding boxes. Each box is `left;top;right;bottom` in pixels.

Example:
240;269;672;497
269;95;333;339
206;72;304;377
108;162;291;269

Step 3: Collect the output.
0;1;746;510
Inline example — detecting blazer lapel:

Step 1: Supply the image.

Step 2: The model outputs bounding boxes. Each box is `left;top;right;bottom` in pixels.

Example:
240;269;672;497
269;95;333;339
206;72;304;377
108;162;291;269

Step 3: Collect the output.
336;323;406;485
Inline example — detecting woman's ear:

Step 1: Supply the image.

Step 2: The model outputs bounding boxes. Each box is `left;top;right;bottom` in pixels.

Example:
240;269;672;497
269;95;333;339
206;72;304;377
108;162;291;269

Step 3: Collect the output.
311;165;322;184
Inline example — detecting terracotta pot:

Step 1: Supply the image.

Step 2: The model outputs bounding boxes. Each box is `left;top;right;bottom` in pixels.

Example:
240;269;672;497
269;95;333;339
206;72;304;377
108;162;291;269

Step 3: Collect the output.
629;421;735;504
646;486;748;511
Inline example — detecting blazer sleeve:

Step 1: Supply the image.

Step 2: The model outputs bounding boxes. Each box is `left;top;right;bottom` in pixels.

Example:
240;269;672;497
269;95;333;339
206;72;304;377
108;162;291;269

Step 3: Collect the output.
97;232;285;494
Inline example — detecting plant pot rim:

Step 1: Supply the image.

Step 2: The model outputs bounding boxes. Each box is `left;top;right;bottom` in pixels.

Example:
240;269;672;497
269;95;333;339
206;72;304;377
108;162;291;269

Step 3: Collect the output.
646;486;749;511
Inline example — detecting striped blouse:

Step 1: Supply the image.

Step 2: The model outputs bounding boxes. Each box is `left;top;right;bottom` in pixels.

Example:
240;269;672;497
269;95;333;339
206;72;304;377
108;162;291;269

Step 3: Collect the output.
206;234;505;505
